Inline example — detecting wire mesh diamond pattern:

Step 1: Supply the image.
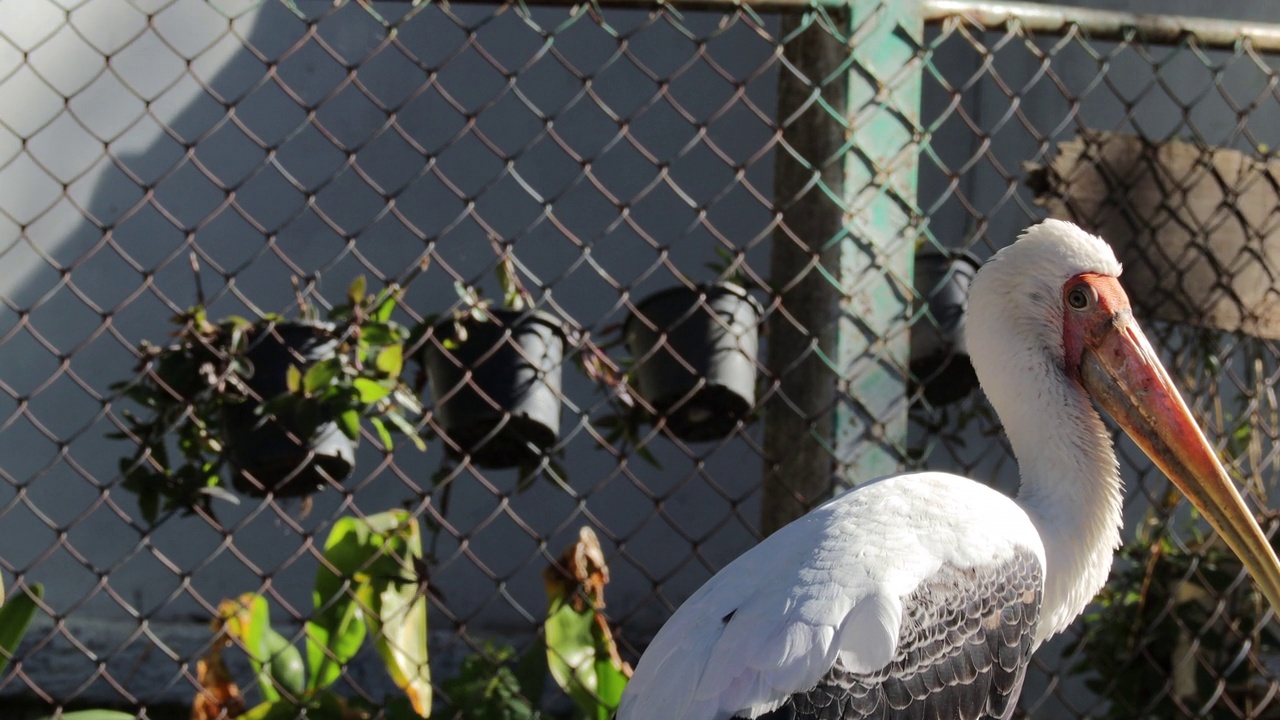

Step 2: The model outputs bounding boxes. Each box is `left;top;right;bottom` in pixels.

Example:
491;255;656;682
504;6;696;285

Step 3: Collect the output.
1;1;1280;718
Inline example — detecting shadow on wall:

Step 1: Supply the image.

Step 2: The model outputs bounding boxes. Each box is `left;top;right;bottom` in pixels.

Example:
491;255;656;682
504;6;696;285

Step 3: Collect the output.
0;0;777;704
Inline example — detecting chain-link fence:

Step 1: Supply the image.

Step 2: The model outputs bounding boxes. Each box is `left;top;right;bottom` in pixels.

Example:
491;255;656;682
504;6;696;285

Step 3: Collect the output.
4;0;1280;718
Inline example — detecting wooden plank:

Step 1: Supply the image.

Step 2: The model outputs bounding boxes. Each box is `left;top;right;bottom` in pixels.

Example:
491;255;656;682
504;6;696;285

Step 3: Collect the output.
1027;129;1280;339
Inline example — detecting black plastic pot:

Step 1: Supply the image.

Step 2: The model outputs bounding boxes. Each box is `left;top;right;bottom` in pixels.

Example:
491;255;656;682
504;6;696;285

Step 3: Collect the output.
910;252;980;406
224;322;356;497
425;309;565;468
624;282;762;441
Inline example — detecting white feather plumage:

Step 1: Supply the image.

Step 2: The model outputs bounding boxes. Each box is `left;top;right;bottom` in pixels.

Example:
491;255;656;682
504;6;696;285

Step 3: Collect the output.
619;473;1044;720
618;220;1130;719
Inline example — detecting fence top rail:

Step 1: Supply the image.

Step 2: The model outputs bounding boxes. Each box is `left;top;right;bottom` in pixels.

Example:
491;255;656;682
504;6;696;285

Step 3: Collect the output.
923;0;1280;51
406;0;1280;49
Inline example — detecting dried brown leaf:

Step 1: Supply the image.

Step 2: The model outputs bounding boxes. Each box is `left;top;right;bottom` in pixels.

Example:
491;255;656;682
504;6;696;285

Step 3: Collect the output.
191;645;245;720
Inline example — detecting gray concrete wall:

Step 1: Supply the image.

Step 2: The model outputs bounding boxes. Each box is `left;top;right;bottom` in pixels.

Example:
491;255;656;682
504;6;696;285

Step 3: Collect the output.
0;0;1278;711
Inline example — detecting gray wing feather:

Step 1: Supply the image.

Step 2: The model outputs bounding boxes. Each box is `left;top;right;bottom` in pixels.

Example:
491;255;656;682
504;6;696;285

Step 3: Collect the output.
743;547;1042;720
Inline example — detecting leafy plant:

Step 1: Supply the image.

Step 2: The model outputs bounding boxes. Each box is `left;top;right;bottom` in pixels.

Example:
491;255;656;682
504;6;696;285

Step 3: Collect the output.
199;517;631;720
439;527;631;720
703;245;759;290
541;527;632;720
440;642;546;720
268;276;425;455
199;510;430;719
1068;514;1280;719
0;573;42;678
576;333;660;469
110;276;424;522
415;245;536;353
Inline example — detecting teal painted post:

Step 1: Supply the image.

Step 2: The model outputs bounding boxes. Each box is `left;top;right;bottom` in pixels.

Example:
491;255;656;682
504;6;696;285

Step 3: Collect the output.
762;0;921;535
836;0;921;486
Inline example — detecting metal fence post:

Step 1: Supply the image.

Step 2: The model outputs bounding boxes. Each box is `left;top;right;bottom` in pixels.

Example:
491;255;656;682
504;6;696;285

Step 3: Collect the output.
763;0;921;535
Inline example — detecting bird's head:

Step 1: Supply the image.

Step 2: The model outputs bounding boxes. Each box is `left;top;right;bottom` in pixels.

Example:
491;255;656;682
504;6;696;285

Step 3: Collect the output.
968;219;1280;614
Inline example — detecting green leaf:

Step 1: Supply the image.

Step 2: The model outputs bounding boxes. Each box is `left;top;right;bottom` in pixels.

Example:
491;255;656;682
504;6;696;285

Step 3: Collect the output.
303;359;342;395
376;345;404;377
218;594;281;703
361;515;432;716
516;463;539;494
373;290;398;323
454;281;482;308
498;257;526;311
348;275;367;308
354;377;392;404
0;583;42;677
238;698;344;720
369;417;394;451
245;696;355;720
634;443;662;469
306;511;420;693
285;365;303;394
361;324;398;346
262;627;306;700
139;487;160;526
384;412;426;451
545;599;623;719
305;607;365;693
338;409;361;441
237;702;291;720
218;594;307;702
593;649;630;715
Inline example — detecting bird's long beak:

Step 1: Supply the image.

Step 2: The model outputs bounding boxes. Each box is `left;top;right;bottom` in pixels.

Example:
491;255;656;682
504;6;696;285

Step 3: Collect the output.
1081;312;1280;613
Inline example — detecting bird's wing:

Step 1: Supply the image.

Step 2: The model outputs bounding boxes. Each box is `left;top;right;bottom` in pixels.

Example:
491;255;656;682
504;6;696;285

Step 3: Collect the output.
617;472;1046;720
749;546;1043;720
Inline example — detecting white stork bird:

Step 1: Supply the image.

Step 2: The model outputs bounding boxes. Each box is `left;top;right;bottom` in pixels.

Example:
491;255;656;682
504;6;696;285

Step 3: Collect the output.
618;220;1280;720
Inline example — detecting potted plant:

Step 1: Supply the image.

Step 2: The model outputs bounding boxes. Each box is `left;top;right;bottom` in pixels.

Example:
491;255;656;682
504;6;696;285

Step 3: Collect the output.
909;250;980;407
622;281;762;442
110;276;424;521
419;260;567;470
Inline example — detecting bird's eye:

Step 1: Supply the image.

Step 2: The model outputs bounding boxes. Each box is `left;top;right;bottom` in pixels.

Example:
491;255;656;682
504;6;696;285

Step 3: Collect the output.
1067;285;1094;310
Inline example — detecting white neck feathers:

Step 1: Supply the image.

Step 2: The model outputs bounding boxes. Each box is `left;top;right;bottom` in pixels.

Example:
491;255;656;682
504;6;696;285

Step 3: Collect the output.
965;221;1125;641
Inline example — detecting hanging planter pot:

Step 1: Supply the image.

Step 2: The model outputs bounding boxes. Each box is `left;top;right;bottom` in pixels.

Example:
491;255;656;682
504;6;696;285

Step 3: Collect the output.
112;276;422;521
909;251;980;406
624;282;762;442
224;322;356;497
424;308;566;468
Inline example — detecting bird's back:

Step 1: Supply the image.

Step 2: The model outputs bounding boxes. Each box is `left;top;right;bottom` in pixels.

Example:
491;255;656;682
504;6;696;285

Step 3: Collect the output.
617;472;1047;720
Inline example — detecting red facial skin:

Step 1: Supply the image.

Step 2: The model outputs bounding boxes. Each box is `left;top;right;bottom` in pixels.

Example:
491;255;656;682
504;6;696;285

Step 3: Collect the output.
1061;272;1132;384
1058;271;1280;615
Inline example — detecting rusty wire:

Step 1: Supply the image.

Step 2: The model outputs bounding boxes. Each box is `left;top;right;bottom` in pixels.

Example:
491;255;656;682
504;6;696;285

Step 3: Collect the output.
0;1;1279;718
